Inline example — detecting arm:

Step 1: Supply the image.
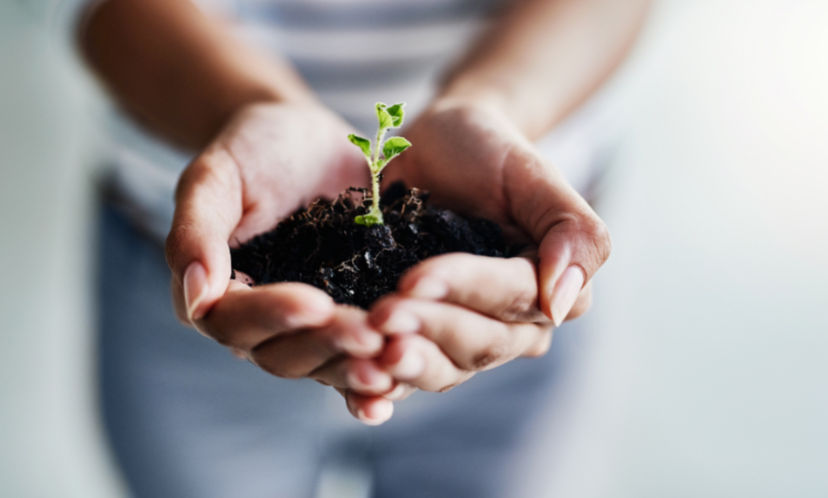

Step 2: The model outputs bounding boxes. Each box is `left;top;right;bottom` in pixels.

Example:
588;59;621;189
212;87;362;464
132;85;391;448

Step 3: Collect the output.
79;0;313;149
441;0;652;139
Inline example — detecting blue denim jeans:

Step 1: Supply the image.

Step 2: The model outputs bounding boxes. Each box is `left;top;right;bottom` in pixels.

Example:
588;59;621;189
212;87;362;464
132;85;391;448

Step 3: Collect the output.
97;204;579;498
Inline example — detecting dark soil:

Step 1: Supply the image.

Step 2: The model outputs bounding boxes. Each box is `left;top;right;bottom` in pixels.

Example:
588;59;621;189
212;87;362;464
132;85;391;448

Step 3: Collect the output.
231;182;514;308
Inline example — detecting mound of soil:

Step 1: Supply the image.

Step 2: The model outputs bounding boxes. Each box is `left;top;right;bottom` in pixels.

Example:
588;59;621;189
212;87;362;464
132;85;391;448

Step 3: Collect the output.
231;182;513;308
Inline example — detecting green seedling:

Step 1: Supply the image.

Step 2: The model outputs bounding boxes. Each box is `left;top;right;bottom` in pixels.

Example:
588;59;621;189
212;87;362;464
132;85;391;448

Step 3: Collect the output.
348;102;412;226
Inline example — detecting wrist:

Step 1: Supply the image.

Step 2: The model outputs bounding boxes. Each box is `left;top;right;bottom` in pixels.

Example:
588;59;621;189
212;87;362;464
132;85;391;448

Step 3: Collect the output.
216;81;315;123
427;87;535;144
207;83;319;145
431;79;545;139
432;82;510;119
435;71;560;140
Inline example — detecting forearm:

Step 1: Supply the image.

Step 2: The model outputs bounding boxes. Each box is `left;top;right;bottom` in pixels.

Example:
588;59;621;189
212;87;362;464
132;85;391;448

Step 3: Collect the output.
439;0;652;139
79;0;313;149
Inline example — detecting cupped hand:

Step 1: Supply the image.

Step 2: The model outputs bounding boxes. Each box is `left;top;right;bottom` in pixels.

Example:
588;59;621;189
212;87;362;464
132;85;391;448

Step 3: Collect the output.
165;102;397;424
366;98;612;393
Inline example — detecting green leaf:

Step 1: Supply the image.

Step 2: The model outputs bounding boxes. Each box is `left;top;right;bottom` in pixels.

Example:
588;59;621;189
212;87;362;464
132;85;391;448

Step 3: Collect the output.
354;213;384;226
386;103;405;127
347;134;371;158
382;136;412;162
376;102;393;130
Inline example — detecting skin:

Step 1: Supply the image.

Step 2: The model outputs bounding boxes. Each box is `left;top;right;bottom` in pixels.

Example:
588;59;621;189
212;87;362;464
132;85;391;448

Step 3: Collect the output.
80;0;650;424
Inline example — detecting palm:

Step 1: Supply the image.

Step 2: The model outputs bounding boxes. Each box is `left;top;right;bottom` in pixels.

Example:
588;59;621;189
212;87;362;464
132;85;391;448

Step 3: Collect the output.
214;103;369;244
384;104;536;243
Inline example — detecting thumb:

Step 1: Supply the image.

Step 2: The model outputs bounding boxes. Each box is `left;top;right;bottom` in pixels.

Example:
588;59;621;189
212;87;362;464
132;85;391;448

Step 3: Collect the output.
508;156;612;326
166;146;243;321
537;216;610;327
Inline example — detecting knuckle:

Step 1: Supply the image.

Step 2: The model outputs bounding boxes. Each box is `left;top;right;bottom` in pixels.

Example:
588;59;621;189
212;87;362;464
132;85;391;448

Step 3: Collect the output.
164;220;201;273
428;252;468;269
471;351;498;370
205;324;235;348
498;286;537;321
470;338;509;370
271;292;309;321
212;332;233;347
256;356;305;379
249;340;305;379
175;156;217;200
174;161;200;199
436;371;474;393
583;215;612;265
164;225;187;269
371;295;404;314
402;257;451;287
369;296;408;327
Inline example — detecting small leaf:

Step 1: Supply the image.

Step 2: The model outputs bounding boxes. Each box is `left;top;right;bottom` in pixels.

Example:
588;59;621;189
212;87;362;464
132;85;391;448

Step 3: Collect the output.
347;134;371;158
386;103;405;127
355;213;383;226
382;136;412;163
376;102;393;130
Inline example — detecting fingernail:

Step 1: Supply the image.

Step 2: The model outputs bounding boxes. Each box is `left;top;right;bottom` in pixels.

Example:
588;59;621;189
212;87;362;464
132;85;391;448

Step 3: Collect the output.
287;297;334;328
381;309;420;334
408;277;448;300
347;364;389;392
393;349;424;379
384;383;409;401
332;328;381;357
550;265;585;327
358;399;394;426
183;262;208;321
347;369;372;391
353;330;384;352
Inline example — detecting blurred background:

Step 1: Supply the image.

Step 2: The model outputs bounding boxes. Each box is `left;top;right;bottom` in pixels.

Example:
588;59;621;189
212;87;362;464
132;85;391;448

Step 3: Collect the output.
1;0;827;497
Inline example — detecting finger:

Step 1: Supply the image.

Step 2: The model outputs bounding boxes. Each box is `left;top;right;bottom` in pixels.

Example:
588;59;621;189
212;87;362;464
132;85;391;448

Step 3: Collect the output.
195;282;335;350
312;357;394;395
250;306;383;379
172;277;253;326
397;253;549;323
166;146;244;321
503;150;611;325
338;388;395;426
171;275;190;325
371;298;551;372
378;334;471;393
383;382;417;401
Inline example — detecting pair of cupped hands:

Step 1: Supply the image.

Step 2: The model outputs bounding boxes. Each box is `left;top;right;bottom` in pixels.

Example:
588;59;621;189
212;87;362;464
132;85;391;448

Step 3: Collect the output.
165;98;611;425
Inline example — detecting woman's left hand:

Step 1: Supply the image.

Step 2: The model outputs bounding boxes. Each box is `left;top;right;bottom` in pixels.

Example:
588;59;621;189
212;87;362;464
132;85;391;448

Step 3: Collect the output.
330;99;611;406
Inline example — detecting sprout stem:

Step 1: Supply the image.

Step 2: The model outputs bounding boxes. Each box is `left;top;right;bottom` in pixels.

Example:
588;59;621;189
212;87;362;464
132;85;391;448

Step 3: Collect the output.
348;102;411;227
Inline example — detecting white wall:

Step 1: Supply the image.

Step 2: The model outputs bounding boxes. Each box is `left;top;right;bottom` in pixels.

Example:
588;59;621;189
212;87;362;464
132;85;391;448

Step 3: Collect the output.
518;1;828;496
0;2;124;496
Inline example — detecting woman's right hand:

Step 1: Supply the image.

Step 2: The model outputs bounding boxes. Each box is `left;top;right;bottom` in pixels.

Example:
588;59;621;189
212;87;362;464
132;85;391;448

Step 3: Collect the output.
165;101;397;424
